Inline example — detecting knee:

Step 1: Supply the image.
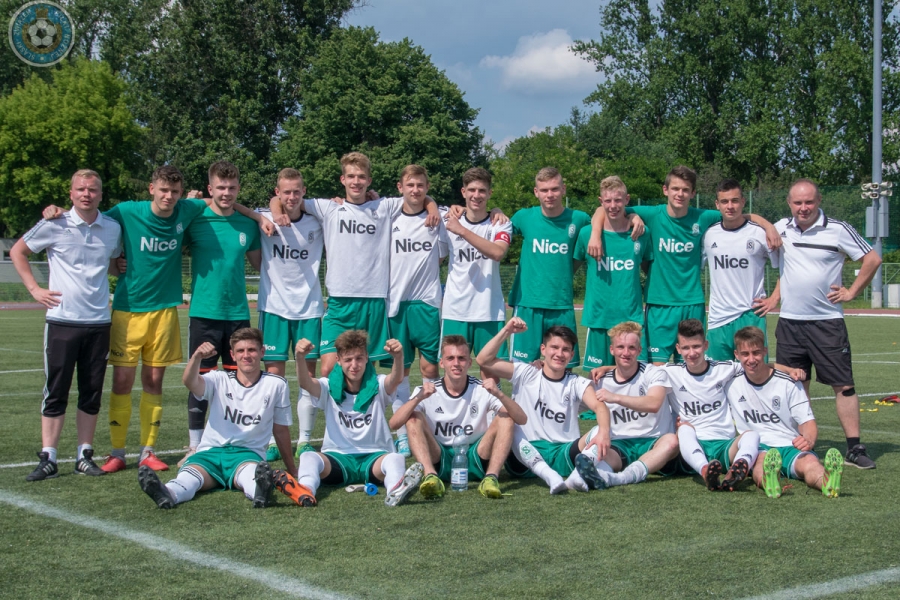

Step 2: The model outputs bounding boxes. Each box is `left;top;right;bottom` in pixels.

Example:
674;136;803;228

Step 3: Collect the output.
835;386;856;397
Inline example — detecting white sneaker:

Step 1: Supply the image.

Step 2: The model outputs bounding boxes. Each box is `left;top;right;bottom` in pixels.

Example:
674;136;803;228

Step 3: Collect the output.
385;462;424;507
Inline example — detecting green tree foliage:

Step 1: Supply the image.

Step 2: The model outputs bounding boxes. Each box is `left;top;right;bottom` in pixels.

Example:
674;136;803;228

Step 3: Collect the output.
274;27;484;201
573;0;900;186
0;59;145;236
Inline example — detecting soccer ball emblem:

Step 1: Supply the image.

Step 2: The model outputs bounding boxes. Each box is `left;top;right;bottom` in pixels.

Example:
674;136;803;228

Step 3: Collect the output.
28;18;57;48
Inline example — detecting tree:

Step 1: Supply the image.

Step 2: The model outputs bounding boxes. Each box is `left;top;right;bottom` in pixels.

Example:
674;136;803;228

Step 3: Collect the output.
0;59;145;236
274;27;484;202
574;0;900;186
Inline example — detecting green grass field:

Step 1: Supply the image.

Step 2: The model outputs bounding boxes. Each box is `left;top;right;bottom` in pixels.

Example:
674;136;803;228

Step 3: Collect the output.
1;309;899;599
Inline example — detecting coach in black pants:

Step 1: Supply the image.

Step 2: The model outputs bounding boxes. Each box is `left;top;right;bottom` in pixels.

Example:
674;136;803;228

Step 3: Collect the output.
758;179;882;469
10;169;123;480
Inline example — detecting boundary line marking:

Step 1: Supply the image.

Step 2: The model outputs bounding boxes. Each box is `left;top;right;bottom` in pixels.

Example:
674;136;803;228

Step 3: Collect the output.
819;425;900;438
742;567;900;599
809;391;899;401
0;490;353;600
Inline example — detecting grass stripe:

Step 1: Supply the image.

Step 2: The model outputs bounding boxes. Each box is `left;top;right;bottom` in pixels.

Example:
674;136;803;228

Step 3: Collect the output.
742;567;900;599
0;490;354;600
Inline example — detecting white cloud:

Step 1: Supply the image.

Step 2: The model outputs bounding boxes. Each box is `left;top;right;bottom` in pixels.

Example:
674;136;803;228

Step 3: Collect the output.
479;29;600;93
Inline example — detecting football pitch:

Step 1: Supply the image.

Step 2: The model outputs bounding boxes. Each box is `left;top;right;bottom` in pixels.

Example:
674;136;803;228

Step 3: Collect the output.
1;309;899;599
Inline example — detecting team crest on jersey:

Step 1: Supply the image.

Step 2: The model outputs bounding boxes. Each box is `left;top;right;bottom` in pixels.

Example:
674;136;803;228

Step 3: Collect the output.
239;232;247;246
307;231;315;242
746;240;755;252
264;395;270;407
639;385;646;395
470;404;478;416
772;397;781;411
568;224;576;239
634;241;641;254
691;223;700;236
176;223;183;234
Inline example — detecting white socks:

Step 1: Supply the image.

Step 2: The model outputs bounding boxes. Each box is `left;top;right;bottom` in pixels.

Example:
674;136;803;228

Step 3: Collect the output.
379;452;407;491
565;468;588;492
234;463;258;500
188;429;203;449
296;389;317;444
513;435;565;494
677;425;708;474
43;447;58;463
602;461;649;487
734;431;761;467
76;444;91;460
165;466;203;504
297;451;325;495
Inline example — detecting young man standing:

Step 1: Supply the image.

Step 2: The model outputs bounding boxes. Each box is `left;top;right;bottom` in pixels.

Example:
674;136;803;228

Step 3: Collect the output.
727;326;844;498
138;328;294;509
507;168;591;367
477;318;610;494
278;331;424;507
573;176;652;369
11;170;122;480
389;335;527;499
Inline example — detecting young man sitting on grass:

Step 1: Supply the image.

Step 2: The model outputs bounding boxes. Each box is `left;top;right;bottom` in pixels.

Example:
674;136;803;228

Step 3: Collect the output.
138;328;294;509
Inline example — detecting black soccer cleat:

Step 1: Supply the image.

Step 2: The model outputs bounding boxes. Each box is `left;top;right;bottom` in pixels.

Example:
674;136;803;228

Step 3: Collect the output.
26;451;59;481
138;465;175;509
251;461;276;508
74;448;106;476
704;460;723;491
720;458;749;491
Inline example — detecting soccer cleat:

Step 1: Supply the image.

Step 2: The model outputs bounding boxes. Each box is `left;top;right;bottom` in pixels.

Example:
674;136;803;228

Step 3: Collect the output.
138;465;174;509
273;469;316;507
101;454;127;473
74;449;106;476
822;448;844;498
478;474;503;499
762;448;783;499
720;458;749;492
294;442;315;461
844;444;876;470
177;447;196;468
574;454;607;491
704;460;724;491
251;461;276;508
139;451;169;472
265;444;281;462
25;451;59;481
418;473;445;499
385;462;424;507
395;435;411;458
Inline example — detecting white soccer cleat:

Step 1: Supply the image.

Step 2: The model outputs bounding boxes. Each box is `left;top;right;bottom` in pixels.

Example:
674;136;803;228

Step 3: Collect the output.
385;462;424;507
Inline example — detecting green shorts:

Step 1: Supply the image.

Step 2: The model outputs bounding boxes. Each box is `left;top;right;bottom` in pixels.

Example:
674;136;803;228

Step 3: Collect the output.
323;451;387;485
181;445;261;490
609;436;678;476
320;297;390;360
258;311;321;361
435;436;488;481
440;319;507;358
381;301;440;369
707;310;768;362
679;438;737;474
760;444;817;480
646;303;705;363
510;306;580;368
583;326;648;371
505;439;579;479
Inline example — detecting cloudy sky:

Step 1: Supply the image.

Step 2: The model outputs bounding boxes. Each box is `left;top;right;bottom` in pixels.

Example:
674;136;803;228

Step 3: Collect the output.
344;0;605;151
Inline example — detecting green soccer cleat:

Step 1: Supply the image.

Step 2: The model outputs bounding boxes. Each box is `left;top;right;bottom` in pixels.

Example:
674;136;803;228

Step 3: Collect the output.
822;448;844;498
294;442;315;461
265;444;281;462
762;448;783;499
418;473;445;499
478;475;503;499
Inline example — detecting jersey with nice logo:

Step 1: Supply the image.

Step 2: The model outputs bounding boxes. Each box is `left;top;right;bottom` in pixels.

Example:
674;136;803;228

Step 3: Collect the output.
198;370;292;458
313;375;394;454
597;363;672;440
412;376;502;445
665;360;742;440
726;369;814;447
442;213;512;322
628;205;721;306
106;199;207;313
257;209;324;320
388;209;449;317
507;207;591;310
511;362;590;443
574;225;651;329
303;197;403;299
703;221;775;329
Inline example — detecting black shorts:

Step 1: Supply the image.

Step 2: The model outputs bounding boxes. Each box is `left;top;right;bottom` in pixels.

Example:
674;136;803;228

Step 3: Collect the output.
188;317;251;371
775;318;854;387
42;321;111;417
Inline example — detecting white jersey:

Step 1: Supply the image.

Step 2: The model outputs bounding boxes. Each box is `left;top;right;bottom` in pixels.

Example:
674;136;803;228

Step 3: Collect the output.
303;197;403;298
703;221;775;329
412;376;503;445
775;210;872;320
511;362;590;443
312;375;394;455
22;212;122;324
256;209;324;320
726;369;814;447
596;363;673;440
442;214;513;322
198;371;292;458
665;361;743;440
388;209;449;317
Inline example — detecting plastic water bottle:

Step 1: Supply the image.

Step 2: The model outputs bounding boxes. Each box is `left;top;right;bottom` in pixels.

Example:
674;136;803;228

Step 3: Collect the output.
451;433;469;492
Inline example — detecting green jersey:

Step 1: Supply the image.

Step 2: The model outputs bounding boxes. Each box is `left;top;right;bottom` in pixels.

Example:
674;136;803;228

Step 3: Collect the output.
106;199;207;313
508;207;590;310
187;208;261;320
573;225;651;329
627;205;720;306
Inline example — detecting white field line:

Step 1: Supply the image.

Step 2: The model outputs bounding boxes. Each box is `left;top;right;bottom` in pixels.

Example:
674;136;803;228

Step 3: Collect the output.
742;567;900;600
818;425;900;438
0;490;353;600
809;391;899;401
0;347;43;354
